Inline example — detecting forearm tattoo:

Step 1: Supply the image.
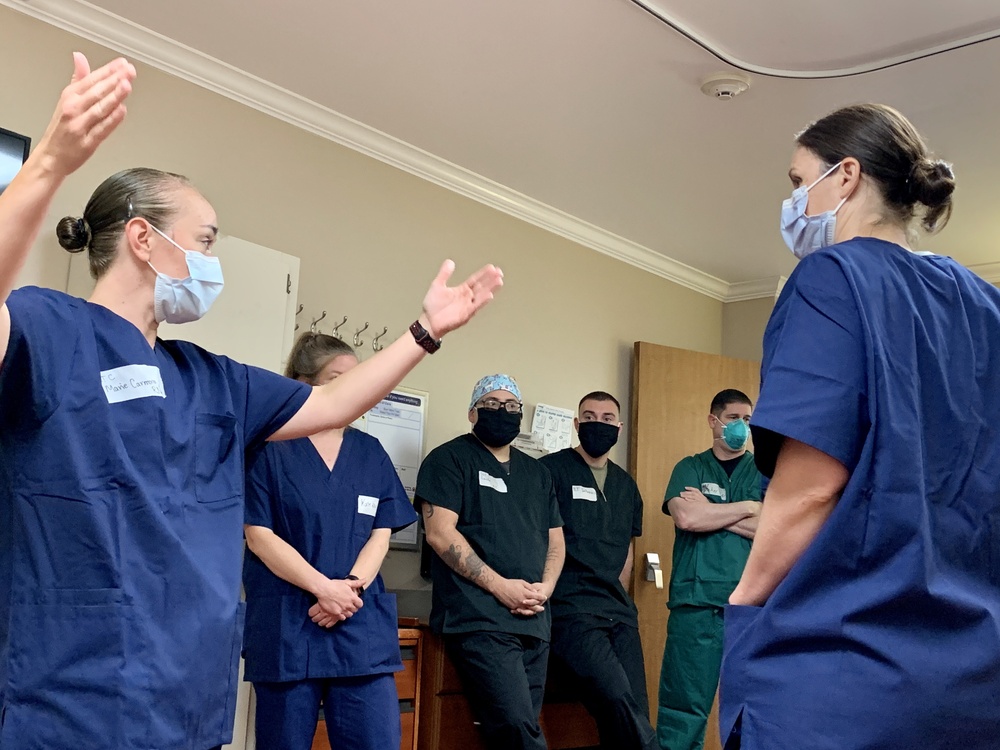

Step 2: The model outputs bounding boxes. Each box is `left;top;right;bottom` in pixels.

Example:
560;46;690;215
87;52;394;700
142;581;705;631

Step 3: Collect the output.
442;542;492;585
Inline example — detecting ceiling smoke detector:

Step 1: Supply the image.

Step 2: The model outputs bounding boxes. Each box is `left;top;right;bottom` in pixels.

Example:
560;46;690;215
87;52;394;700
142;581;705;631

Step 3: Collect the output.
700;71;752;101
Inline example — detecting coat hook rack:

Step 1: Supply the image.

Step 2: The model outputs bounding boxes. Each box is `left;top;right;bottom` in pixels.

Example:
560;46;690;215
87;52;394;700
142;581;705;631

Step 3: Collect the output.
310;311;327;333
331;316;348;340
372;327;388;352
353;322;370;348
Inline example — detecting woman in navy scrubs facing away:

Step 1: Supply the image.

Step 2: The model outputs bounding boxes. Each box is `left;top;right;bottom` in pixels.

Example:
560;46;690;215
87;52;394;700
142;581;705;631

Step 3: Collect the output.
720;103;1000;749
243;332;419;749
0;53;501;750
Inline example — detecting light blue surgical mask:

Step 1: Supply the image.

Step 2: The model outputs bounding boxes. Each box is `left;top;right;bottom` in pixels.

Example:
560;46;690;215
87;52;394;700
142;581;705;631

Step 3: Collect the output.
780;161;847;260
715;415;750;451
148;225;224;324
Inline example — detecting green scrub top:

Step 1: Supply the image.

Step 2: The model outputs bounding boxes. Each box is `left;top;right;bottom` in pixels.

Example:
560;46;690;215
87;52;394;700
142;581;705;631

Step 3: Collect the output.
415;434;563;638
540;448;643;626
662;449;761;608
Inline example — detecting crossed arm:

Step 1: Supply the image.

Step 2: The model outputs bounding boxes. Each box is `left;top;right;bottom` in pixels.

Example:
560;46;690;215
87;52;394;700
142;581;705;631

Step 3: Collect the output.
667;488;763;539
421;501;565;616
244;524;392;628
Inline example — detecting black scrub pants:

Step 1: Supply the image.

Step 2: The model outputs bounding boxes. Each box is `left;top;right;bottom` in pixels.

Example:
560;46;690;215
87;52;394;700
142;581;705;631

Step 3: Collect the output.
550;615;657;750
443;631;549;750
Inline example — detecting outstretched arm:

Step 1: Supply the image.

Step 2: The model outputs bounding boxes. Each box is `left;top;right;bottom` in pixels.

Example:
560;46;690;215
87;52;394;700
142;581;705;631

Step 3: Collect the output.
270;260;503;440
0;53;135;366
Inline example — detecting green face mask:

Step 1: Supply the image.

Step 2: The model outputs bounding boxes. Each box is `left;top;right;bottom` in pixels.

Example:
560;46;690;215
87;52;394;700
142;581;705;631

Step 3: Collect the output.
716;416;749;450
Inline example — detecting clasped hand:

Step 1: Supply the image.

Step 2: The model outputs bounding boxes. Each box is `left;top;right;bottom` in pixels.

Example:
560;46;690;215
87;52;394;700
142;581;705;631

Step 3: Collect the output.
492;578;551;617
308;577;366;629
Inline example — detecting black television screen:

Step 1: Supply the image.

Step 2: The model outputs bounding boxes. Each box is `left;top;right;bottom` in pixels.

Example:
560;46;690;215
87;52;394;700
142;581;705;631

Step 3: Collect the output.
0;126;31;195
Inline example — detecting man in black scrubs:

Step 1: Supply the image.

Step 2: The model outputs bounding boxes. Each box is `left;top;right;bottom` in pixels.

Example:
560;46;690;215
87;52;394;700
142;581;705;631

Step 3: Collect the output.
416;374;565;750
541;391;655;750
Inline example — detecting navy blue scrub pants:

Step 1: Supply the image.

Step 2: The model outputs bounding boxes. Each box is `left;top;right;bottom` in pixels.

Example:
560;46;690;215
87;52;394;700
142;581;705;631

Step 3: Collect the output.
252;673;400;750
444;631;549;750
550;615;657;750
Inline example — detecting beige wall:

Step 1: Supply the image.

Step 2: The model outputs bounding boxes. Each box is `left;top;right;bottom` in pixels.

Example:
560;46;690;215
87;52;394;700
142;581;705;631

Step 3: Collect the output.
2;9;727;587
722;296;774;363
1;7;724;452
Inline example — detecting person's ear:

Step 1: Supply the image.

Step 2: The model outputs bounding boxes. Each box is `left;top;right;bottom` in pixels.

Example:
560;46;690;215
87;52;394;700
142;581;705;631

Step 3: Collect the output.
124;217;154;263
838;157;862;199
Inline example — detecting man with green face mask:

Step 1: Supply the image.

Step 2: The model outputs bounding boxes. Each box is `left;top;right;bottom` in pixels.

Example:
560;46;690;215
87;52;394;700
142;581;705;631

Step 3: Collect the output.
657;389;763;750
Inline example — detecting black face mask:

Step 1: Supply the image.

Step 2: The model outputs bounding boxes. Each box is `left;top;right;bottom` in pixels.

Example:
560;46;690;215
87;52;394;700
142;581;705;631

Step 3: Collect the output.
472;408;522;448
578;421;619;458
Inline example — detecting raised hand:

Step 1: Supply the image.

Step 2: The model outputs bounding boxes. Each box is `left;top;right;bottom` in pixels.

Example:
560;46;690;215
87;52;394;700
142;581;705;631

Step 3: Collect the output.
421;260;503;338
32;52;136;178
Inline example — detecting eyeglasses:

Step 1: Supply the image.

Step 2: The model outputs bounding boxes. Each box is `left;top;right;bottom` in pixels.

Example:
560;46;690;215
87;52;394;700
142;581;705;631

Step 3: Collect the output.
477;398;523;414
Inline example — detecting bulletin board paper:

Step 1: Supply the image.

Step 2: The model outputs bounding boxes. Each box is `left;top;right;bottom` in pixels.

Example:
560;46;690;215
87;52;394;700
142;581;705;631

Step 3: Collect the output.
353;387;426;548
530;403;575;453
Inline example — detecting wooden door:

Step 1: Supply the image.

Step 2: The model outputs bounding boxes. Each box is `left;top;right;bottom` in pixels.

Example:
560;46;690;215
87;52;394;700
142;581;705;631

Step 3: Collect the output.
628;343;759;750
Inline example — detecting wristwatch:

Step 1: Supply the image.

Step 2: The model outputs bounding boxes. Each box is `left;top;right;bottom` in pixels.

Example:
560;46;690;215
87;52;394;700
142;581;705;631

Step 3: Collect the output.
409;320;442;354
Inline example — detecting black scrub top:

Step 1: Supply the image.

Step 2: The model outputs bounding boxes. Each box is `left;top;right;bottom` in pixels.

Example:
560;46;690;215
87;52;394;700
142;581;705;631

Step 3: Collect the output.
541;448;643;626
415;434;563;638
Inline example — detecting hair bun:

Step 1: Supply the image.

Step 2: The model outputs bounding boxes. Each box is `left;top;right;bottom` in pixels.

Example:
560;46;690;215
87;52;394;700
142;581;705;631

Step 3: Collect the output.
909;158;955;208
55;215;91;253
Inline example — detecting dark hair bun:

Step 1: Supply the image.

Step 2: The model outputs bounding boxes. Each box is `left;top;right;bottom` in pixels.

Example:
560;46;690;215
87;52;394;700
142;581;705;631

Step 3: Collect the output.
909;159;955;209
56;216;91;253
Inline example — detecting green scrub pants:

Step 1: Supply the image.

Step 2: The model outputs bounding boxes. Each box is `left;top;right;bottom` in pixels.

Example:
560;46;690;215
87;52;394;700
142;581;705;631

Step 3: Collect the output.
657;605;724;750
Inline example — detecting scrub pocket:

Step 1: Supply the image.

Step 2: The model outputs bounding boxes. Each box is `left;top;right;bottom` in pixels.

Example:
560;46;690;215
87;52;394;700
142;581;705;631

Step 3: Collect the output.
194;412;241;504
720;604;763;746
19;488;121;590
219;602;248;739
988;511;1000;587
365;592;404;671
3;590;129;748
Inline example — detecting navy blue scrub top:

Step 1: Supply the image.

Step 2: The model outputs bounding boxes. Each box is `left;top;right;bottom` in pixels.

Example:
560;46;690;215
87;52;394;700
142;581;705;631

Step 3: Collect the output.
415;434;563;639
540;448;642;626
720;240;1000;749
0;288;311;750
242;428;418;683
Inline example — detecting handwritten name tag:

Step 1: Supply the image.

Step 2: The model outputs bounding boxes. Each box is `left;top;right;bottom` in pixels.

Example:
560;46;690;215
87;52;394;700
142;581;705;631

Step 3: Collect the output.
357;495;379;516
478;471;508;493
701;482;727;501
100;364;166;404
572;485;598;502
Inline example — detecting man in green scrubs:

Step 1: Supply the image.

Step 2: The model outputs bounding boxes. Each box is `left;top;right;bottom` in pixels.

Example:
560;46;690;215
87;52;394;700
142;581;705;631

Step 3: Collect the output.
657;389;763;750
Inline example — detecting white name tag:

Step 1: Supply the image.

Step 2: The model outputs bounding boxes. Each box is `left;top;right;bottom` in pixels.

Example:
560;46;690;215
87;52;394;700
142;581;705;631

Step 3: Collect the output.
357;495;379;517
702;482;727;501
478;471;508;493
100;364;166;404
572;485;598;502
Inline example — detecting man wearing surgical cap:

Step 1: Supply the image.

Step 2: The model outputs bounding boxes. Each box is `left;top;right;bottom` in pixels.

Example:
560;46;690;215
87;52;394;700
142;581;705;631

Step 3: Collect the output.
415;374;565;750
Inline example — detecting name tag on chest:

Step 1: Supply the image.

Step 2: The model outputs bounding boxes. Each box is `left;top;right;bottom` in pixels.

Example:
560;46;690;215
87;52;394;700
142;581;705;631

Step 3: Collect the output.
357;495;379;516
478;471;508;493
702;482;727;501
572;485;598;502
100;364;166;404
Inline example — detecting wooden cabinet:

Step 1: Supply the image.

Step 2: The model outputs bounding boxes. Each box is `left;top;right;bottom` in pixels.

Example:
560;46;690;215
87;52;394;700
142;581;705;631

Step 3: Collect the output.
417;628;599;750
312;626;423;750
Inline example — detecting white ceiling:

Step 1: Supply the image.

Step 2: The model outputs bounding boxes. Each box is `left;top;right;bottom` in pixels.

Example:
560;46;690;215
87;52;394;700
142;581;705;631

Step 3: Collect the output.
8;0;1000;295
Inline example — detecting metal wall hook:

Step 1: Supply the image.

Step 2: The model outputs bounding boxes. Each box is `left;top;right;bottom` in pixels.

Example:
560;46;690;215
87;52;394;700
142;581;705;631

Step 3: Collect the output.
310;311;327;333
372;327;388;352
353;322;370;348
294;304;304;331
331;316;348;340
